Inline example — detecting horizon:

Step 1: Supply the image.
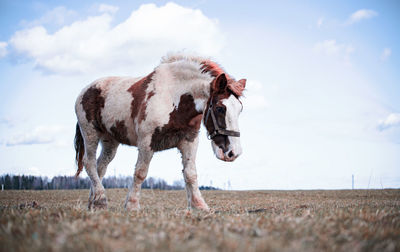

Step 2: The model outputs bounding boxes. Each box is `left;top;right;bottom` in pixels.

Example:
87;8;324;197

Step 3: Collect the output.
0;172;395;190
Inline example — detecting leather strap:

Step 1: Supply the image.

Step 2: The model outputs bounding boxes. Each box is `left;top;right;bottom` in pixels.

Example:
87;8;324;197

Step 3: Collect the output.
205;98;240;139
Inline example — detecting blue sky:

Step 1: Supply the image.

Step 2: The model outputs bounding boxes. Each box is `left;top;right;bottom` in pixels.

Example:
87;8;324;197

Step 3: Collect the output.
0;0;399;189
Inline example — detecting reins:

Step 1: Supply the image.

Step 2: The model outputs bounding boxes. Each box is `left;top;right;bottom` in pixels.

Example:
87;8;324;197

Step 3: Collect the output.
204;97;241;140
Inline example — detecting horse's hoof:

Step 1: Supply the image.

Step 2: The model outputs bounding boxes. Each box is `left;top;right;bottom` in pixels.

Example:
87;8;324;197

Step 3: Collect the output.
125;198;140;211
191;197;210;212
89;194;108;210
93;198;108;209
193;205;210;212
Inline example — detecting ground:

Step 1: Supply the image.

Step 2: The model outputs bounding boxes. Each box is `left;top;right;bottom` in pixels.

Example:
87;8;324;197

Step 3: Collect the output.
0;189;399;251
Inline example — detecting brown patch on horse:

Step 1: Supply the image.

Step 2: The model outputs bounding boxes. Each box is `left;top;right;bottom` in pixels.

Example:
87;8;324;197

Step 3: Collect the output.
150;94;202;151
81;86;107;133
189;114;203;128
109;120;130;145
127;71;155;123
139;90;155;123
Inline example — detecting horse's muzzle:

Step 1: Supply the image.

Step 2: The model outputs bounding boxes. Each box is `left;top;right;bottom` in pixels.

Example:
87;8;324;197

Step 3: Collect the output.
216;147;239;162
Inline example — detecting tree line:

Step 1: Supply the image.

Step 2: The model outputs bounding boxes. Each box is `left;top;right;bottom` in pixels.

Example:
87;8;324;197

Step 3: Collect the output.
0;174;219;190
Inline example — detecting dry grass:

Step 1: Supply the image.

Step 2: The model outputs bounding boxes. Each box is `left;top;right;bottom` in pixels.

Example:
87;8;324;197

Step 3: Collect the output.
0;189;399;252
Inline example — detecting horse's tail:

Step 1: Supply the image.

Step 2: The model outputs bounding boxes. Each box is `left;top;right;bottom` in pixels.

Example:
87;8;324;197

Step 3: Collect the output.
74;123;85;178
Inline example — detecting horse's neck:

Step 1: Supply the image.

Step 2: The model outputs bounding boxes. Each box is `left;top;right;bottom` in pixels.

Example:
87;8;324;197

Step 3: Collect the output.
160;61;213;112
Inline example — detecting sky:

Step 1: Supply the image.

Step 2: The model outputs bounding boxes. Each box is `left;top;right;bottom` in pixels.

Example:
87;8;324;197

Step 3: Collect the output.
0;0;399;190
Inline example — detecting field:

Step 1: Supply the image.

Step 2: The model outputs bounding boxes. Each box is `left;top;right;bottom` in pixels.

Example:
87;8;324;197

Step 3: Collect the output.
0;189;399;252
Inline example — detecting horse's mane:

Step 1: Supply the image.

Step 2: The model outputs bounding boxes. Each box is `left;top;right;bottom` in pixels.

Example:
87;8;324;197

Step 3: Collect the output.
161;53;243;97
161;53;227;78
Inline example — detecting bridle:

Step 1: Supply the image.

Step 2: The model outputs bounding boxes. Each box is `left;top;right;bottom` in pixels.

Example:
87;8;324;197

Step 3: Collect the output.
204;97;241;140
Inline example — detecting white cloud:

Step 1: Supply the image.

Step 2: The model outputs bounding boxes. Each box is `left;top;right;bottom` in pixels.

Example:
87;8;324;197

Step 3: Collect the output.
314;39;354;64
9;3;225;75
98;4;119;14
378;113;400;131
381;48;391;61
314;40;354;56
3;125;67;146
347;9;378;24
0;41;8;58
0;117;15;127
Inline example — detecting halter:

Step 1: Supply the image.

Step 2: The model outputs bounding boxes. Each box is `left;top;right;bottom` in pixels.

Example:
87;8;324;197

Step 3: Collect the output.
204;97;241;140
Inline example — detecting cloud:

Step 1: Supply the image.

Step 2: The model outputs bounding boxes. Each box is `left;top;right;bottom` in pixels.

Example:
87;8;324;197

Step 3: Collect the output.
314;39;354;63
314;40;354;56
98;4;119;14
0;41;7;58
9;3;225;75
3;125;67;146
0;117;15;127
347;9;378;24
378;113;400;131
380;48;391;61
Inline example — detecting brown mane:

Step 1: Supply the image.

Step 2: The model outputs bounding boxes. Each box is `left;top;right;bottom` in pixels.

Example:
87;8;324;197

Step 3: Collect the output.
201;60;244;97
200;60;228;79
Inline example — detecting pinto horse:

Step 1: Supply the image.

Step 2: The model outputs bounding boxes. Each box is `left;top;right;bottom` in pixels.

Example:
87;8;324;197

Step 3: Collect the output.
74;54;246;211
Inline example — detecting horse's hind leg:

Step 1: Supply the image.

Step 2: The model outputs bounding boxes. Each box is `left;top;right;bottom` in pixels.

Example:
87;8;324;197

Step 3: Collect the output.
97;139;119;181
82;131;108;210
89;139;119;203
178;137;210;212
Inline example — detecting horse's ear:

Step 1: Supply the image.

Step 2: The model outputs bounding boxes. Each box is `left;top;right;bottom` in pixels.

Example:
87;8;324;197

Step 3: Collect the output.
238;79;246;89
228;79;246;96
212;73;228;94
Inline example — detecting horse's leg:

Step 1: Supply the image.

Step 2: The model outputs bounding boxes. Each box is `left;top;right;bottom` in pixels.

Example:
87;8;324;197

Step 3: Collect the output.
82;131;107;210
97;139;119;181
178;137;210;211
125;147;154;211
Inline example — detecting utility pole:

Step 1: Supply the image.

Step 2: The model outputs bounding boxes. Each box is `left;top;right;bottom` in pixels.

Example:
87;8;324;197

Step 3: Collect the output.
352;174;354;190
114;167;117;188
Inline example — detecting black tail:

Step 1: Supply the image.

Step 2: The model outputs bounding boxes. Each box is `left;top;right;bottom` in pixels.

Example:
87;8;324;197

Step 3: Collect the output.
74;123;85;178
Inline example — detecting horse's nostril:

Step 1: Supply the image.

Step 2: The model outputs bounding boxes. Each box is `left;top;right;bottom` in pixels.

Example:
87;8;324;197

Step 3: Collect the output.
228;151;234;158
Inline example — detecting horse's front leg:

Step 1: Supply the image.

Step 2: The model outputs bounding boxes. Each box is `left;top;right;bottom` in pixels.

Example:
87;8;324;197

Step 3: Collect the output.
178;137;210;212
125;148;153;211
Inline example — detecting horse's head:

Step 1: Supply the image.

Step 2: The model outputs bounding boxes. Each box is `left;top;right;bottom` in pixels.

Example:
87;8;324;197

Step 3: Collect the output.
204;73;246;162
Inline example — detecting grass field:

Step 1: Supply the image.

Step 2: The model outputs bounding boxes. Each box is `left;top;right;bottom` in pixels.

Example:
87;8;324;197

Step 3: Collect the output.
0;189;399;251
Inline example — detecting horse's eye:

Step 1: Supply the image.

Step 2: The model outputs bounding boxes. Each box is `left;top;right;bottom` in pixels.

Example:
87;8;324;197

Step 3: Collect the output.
216;107;225;113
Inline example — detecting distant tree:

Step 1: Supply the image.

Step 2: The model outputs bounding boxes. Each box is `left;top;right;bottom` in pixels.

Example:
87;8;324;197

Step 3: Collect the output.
199;185;220;190
0;174;215;190
12;176;20;190
172;179;185;190
4;175;12;190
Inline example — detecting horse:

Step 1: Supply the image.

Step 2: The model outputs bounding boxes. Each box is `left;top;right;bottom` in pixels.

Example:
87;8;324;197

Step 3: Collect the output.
74;54;246;211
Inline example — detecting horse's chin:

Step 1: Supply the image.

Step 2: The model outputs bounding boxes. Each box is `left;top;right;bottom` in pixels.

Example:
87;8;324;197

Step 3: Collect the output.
212;144;237;162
